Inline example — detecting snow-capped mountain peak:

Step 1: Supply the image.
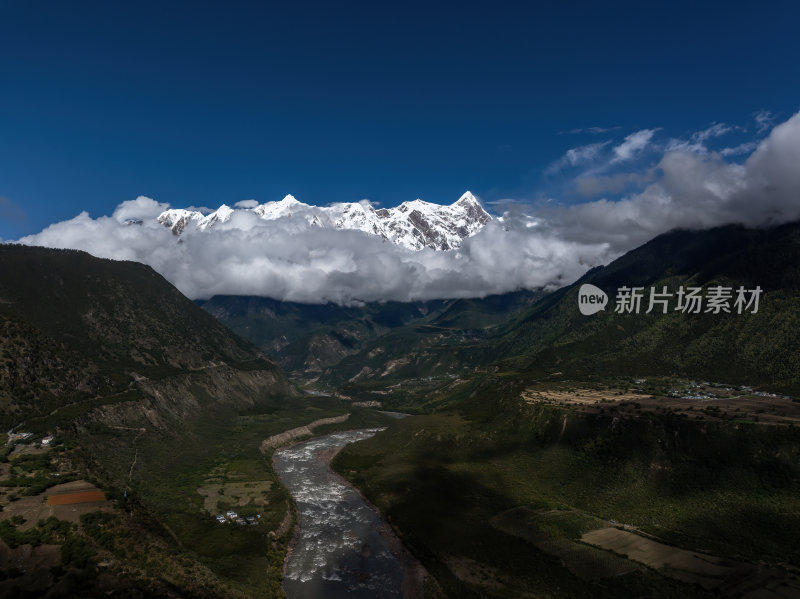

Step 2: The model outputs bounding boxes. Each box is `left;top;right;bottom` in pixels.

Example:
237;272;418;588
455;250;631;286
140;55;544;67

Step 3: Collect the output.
204;204;234;227
455;190;479;205
157;204;234;234
253;194;308;220
157;192;492;250
157;208;205;234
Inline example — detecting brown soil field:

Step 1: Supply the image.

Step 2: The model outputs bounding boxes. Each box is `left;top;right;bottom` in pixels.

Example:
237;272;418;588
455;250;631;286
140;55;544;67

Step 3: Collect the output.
10;444;50;457
582;527;735;588
522;388;650;405
46;490;106;505
582;527;800;596
522;387;800;425
0;480;113;528
491;507;637;580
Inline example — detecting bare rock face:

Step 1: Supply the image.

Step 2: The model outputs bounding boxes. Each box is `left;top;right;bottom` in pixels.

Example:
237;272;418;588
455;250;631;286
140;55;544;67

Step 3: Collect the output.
156;191;492;251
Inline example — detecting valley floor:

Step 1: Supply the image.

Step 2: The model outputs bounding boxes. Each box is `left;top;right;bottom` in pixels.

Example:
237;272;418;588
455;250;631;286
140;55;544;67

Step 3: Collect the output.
3;377;799;598
330;378;800;598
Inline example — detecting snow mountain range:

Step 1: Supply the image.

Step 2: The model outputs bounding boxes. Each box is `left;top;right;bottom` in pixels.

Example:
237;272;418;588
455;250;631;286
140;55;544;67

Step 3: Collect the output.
156;191;492;251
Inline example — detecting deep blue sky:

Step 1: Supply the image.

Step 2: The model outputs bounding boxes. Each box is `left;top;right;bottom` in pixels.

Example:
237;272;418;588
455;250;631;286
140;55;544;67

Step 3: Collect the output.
2;0;799;240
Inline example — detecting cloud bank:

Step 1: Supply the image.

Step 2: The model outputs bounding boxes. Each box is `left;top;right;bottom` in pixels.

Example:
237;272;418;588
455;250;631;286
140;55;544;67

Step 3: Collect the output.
16;111;800;304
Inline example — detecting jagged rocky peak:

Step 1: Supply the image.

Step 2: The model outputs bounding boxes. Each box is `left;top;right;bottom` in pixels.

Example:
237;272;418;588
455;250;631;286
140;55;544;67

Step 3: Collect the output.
157;208;204;235
157;204;235;234
203;204;234;227
156;191;492;251
456;190;478;204
455;191;491;221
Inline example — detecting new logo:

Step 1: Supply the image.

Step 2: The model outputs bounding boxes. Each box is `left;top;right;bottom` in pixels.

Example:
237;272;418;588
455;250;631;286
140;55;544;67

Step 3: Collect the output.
578;283;608;315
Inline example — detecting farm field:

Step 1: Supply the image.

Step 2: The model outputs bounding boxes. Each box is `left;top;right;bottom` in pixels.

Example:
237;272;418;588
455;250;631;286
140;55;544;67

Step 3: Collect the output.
521;379;800;425
2;480;112;527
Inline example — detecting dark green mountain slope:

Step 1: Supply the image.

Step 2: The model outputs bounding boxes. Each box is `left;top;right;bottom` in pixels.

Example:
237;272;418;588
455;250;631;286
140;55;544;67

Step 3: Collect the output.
498;221;800;393
0;245;292;428
199;290;539;378
198;296;444;375
325;222;800;401
0;245;312;597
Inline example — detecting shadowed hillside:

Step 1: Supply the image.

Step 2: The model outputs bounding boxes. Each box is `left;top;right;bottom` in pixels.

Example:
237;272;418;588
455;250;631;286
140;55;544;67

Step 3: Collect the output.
0;245;316;597
199;290;540;379
0;245;292;429
327;222;800;400
497;221;800;393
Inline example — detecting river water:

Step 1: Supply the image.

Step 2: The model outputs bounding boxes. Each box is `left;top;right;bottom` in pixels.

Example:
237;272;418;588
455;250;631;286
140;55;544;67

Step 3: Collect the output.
273;429;416;599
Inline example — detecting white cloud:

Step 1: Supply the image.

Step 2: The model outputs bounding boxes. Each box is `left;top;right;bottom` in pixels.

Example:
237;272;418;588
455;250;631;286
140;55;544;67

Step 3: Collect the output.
694;122;733;142
545;141;611;174
664;138;705;155
20;207;611;303
754;110;774;134
565;142;609;166
234;199;259;208
575;169;657;197
719;141;758;157
112;196;170;223
665;122;735;155
485;198;524;207
16;112;800;304
542;112;800;251
611;129;659;163
186;205;213;214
